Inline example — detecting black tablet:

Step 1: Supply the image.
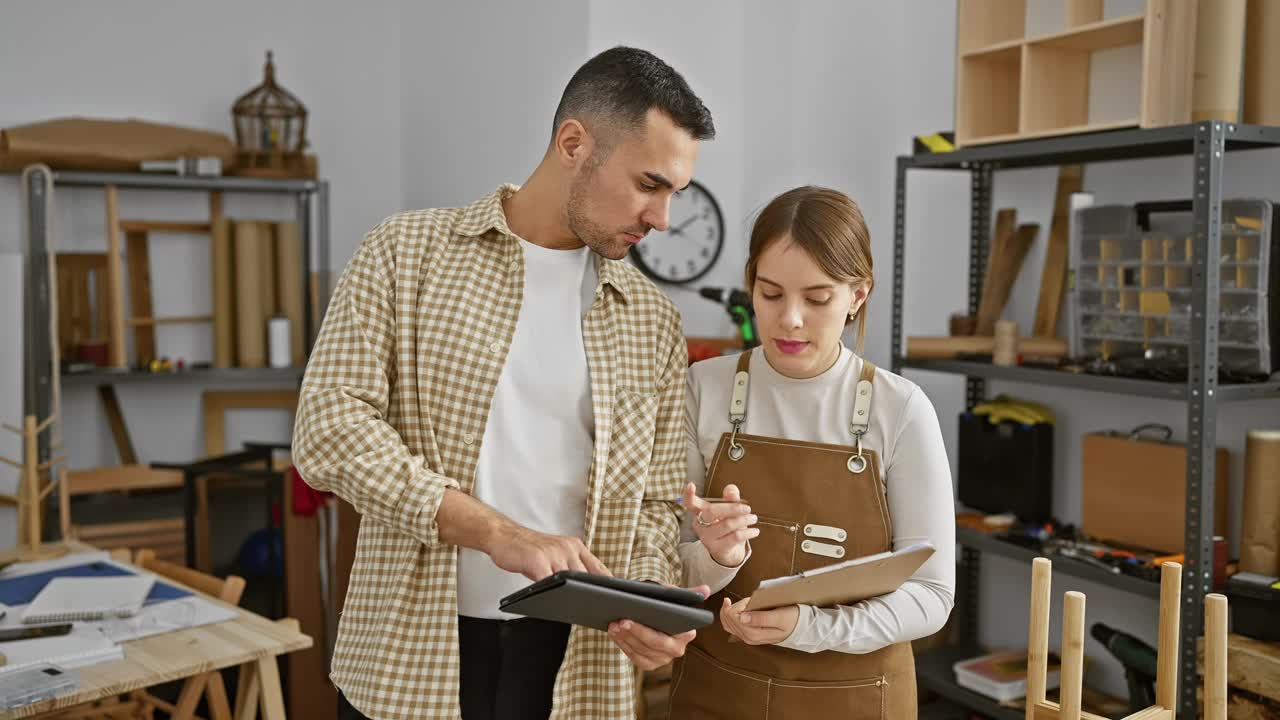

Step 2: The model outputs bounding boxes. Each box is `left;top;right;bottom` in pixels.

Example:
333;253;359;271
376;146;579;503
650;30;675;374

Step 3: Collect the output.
499;571;714;635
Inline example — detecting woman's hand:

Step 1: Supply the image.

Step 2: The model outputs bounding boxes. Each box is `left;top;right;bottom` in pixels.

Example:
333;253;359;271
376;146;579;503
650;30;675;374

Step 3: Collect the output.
682;482;758;567
720;597;800;646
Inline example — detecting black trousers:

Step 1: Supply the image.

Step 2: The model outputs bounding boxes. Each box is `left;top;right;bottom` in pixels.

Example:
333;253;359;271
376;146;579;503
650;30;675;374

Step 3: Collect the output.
337;616;571;720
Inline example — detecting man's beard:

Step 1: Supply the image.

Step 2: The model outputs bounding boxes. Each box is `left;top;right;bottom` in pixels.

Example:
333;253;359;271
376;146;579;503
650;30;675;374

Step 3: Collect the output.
566;170;643;261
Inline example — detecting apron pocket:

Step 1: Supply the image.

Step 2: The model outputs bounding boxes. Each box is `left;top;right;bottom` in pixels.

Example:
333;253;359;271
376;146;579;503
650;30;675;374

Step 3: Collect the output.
669;645;770;720
766;675;887;720
724;516;799;599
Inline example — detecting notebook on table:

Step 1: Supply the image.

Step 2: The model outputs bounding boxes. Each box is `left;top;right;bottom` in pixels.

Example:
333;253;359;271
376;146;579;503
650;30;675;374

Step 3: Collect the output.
21;577;155;624
0;560;190;608
0;624;123;674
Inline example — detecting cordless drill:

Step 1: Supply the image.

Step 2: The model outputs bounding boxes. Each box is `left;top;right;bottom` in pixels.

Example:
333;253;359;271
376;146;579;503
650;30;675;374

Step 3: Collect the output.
698;287;759;348
1091;622;1157;713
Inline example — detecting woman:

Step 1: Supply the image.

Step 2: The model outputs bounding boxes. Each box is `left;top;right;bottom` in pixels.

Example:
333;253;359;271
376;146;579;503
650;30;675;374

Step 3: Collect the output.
669;186;954;719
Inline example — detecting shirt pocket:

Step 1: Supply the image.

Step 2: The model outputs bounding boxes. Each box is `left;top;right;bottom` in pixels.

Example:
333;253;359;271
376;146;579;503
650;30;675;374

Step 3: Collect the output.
602;388;659;499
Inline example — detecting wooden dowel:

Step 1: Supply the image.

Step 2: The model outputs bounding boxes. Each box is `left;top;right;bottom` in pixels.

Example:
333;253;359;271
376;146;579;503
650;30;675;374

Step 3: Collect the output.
1027;557;1052;716
1204;593;1228;720
1155;562;1183;708
1060;591;1086;720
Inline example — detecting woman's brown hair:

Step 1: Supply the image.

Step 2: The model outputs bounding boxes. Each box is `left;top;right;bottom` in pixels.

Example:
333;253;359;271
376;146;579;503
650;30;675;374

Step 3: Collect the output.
744;186;874;351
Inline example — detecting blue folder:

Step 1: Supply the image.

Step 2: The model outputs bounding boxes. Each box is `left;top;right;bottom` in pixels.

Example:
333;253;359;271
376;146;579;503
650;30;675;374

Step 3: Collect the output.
0;561;193;607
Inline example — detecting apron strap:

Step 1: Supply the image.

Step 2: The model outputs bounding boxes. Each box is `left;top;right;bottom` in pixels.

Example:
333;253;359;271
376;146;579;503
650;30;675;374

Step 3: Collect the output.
728;351;752;426
850;358;876;438
725;350;877;439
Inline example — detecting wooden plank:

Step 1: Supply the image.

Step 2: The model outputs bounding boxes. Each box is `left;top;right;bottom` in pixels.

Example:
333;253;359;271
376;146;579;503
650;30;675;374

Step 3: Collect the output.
1140;0;1197;128
1033;166;1084;337
1033;15;1144;52
119;220;212;234
976;209;1018;335
104;186;128;368
259;221;278;319
1192;0;1246;122
126;315;213;326
125;231;155;365
96;385;137;465
207;672;233;720
212;216;235;369
1203;634;1280;704
256;656;287;720
274;222;306;367
64;465;183;494
904;335;1068;359
233;221;267;368
985;223;1037;335
1244;0;1280;125
284;475;337;720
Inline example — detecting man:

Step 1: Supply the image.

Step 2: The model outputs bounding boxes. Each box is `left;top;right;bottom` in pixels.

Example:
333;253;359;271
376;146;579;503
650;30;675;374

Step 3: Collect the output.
291;46;715;720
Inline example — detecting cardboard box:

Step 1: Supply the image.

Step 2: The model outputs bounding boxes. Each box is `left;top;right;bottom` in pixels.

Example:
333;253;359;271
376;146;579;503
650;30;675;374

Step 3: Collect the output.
1082;429;1229;554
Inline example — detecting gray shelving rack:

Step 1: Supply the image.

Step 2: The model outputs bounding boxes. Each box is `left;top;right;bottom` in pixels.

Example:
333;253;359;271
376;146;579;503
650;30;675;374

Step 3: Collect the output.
891;122;1280;717
19;169;330;465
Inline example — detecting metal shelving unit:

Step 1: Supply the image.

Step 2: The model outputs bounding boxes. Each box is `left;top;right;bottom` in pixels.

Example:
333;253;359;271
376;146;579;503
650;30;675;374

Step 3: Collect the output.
891;122;1280;718
59;367;307;387
20;168;330;465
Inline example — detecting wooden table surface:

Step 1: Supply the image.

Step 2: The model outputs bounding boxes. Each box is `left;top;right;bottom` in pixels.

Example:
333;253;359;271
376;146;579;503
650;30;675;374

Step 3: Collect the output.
0;543;311;719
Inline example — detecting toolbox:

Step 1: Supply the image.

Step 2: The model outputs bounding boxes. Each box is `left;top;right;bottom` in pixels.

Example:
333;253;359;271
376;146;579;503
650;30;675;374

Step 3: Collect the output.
1226;572;1280;642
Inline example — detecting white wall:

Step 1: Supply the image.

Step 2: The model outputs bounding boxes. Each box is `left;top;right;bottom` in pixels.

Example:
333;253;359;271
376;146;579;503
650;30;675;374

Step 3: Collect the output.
587;0;746;337
400;0;590;212
0;1;402;490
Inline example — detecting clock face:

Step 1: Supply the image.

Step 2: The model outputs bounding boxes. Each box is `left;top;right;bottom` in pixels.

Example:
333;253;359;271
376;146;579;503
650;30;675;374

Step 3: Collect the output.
631;178;724;285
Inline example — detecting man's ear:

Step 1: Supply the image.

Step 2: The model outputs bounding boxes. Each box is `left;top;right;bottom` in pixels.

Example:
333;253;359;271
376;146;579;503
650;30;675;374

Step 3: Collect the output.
553;119;591;169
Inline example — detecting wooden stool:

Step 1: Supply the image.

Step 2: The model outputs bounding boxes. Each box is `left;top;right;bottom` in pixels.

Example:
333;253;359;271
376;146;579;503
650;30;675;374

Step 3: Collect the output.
1023;557;1228;720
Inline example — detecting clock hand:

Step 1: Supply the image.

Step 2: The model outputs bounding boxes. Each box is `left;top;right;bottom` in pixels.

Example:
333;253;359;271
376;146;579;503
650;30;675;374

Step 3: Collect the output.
667;216;698;237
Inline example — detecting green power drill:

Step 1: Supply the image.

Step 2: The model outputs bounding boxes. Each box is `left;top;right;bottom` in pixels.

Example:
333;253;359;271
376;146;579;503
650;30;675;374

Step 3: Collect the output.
1091;622;1157;713
699;287;759;348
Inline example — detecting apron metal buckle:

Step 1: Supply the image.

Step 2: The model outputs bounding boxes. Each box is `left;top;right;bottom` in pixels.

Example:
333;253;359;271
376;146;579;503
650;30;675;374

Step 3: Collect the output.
728;421;746;461
847;432;867;473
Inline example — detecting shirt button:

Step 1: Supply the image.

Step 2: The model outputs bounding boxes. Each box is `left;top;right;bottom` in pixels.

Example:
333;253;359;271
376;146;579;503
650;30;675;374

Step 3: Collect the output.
489;341;502;354
463;433;476;446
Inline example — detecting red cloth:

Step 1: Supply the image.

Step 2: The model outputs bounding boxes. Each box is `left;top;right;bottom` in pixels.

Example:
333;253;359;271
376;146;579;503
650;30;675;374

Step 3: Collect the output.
289;465;332;517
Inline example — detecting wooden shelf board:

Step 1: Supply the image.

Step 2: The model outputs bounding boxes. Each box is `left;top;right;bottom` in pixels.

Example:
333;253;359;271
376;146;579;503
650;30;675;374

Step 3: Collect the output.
961;118;1140;147
1031;14;1146;52
961;38;1024;60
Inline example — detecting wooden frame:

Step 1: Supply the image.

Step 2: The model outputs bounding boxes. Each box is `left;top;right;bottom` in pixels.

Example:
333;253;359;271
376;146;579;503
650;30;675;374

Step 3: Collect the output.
955;0;1202;146
100;188;224;368
58;464;186;564
196;390;298;572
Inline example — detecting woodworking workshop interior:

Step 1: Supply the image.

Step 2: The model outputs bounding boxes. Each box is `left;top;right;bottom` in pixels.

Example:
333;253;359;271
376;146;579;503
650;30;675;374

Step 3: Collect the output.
1;2;1278;719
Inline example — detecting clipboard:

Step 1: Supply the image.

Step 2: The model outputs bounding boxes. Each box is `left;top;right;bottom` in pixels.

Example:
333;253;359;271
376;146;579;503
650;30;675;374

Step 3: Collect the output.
746;542;935;611
499;571;714;635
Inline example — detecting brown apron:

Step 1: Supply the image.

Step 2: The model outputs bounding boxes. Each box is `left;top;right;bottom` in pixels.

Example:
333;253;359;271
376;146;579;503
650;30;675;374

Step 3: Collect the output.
669;351;916;719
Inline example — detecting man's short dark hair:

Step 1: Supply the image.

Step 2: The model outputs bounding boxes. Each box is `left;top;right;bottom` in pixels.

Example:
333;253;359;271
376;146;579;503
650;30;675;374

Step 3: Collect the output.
552;46;715;146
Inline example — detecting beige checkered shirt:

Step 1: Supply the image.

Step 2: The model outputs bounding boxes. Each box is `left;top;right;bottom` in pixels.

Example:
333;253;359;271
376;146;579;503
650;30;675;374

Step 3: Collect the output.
292;185;688;720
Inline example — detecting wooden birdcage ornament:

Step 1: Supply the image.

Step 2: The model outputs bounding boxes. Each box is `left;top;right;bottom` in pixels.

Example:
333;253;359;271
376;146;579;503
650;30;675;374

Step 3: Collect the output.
232;50;309;178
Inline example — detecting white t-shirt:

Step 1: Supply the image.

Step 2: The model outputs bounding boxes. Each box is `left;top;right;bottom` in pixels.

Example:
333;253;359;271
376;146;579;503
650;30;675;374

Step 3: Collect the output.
457;239;597;619
682;346;955;654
